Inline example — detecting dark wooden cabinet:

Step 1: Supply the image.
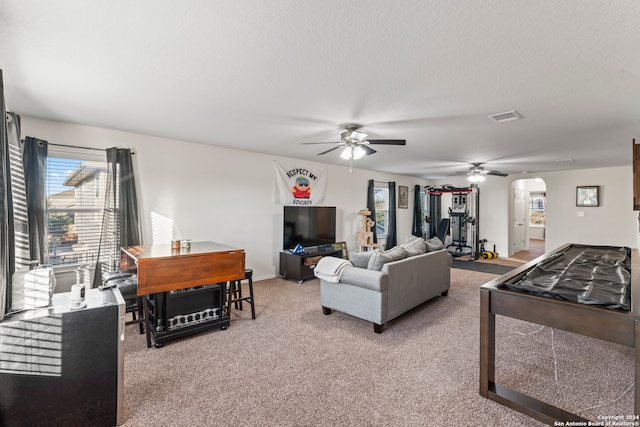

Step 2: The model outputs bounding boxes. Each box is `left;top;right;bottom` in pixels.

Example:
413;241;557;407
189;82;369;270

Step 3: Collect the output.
279;248;343;283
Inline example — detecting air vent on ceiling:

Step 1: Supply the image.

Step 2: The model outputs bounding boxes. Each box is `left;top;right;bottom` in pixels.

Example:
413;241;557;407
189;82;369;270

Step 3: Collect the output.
488;110;523;123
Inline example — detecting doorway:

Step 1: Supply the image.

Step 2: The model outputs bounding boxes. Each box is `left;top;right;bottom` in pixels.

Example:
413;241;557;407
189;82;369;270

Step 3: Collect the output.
509;178;547;261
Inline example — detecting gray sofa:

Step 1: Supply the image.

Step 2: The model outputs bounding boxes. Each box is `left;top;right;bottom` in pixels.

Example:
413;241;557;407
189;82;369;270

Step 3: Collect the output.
319;244;452;333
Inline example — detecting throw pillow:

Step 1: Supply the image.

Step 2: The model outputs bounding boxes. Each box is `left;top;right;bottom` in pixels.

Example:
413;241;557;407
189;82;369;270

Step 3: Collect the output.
426;237;445;252
384;245;406;259
404;234;422;244
350;251;377;269
401;235;427;257
403;245;426;257
367;246;407;271
367;252;389;271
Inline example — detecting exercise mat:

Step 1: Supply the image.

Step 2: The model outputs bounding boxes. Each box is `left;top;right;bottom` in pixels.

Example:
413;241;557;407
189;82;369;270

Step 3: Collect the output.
497;244;631;311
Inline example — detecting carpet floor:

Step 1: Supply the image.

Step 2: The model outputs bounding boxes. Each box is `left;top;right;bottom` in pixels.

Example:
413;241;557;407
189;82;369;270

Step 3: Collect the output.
120;268;634;426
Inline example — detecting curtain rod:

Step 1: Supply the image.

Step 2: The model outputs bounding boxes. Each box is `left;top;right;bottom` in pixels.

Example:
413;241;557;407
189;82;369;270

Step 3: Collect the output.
48;142;105;152
47;142;135;154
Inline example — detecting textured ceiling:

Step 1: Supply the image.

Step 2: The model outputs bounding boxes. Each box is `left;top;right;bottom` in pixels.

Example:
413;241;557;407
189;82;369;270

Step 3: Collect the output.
1;1;639;179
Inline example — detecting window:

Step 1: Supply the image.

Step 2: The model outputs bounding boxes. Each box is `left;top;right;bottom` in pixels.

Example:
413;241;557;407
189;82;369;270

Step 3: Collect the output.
529;192;546;226
374;186;389;237
46;153;111;267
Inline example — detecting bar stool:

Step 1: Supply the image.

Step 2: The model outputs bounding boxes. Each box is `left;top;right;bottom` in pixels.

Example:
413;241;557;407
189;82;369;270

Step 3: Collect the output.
227;269;256;319
103;271;145;335
116;279;145;334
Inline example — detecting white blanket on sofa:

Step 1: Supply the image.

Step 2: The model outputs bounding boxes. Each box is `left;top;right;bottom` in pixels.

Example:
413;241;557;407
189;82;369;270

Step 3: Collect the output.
313;257;352;283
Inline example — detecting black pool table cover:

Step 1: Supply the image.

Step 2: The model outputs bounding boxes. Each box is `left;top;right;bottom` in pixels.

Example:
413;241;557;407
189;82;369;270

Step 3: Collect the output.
497;244;631;311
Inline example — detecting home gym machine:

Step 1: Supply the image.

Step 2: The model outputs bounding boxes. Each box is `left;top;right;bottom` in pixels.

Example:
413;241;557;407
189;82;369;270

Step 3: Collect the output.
425;184;480;260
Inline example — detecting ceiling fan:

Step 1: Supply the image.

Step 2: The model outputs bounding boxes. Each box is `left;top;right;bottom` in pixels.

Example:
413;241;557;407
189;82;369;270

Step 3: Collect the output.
303;123;406;160
458;162;509;182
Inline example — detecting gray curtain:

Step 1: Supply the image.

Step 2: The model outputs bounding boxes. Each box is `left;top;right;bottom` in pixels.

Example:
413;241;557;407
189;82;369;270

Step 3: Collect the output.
387;182;397;248
412;184;422;237
0;70;11;319
23;137;48;265
367;179;377;243
93;148;140;287
115;148;140;248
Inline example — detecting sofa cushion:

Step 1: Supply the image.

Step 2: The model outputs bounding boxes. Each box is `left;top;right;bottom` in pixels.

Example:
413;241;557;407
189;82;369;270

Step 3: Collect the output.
401;235;427;257
426;237;445;252
367;246;406;271
350;251;377;268
404;234;421;244
385;245;407;259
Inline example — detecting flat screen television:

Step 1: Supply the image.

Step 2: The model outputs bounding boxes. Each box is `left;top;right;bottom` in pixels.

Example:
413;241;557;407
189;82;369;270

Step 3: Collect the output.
283;206;336;250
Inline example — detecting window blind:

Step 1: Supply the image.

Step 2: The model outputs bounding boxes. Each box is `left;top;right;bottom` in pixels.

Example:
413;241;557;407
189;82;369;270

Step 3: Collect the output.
46;156;113;267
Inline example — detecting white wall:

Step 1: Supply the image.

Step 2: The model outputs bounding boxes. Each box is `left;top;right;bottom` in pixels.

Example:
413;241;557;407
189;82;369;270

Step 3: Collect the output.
541;166;637;251
21;117;431;280
21;116;639;275
437;166;637;257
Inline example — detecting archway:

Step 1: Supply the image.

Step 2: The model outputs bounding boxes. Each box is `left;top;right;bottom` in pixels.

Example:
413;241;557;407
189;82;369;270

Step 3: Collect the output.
509;178;546;261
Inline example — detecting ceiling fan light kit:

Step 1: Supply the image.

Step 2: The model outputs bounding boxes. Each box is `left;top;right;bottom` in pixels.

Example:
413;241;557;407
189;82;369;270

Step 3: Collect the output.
467;174;485;183
302;123;406;163
453;162;508;182
340;145;366;160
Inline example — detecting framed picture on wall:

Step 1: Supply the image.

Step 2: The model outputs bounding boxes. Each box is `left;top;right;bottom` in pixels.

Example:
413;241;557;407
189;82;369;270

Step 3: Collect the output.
398;186;409;209
576;186;599;207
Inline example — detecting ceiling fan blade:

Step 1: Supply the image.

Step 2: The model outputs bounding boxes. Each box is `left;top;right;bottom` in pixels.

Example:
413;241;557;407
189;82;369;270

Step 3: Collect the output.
367;139;406;145
301;142;338;145
486;171;508;177
361;145;377;156
317;146;341;156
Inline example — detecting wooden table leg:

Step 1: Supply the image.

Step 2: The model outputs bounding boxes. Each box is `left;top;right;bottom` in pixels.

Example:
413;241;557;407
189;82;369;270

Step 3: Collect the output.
480;288;495;397
142;296;152;348
225;281;233;322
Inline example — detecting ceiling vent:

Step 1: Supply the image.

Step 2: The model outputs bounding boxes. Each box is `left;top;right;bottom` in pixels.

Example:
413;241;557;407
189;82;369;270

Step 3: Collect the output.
489;110;523;123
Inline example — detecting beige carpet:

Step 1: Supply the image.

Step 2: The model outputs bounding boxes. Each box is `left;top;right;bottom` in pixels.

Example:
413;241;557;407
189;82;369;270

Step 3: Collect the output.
121;268;634;426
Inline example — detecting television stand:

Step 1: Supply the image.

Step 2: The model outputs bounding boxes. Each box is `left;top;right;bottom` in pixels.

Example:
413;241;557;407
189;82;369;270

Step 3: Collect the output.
279;246;343;283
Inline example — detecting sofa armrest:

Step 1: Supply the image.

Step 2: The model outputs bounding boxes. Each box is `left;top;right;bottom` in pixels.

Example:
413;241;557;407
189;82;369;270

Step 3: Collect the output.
334;267;389;292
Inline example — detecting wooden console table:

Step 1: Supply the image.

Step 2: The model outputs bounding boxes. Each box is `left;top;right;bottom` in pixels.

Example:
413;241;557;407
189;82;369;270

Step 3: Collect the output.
121;241;245;348
480;244;640;424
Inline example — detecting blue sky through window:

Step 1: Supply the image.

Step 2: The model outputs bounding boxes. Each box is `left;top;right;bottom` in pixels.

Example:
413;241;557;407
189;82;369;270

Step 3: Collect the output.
47;158;81;196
